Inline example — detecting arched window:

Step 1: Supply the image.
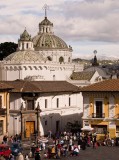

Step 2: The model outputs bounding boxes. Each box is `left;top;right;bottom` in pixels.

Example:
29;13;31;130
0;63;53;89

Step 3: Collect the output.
47;56;52;61
68;57;70;62
59;57;64;63
46;27;48;33
22;43;24;50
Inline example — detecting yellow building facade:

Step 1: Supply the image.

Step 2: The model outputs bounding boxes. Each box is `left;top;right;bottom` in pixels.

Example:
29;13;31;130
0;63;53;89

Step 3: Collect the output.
81;79;119;140
0;83;12;141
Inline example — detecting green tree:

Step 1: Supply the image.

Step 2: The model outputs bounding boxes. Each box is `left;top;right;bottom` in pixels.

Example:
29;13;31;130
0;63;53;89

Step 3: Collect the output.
0;42;18;60
65;121;81;133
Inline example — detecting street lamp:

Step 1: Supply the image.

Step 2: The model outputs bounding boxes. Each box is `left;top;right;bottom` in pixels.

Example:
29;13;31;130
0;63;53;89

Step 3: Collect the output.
35;102;42;137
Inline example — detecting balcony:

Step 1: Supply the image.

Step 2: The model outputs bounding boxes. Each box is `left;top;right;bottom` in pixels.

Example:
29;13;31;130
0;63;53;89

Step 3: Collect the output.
92;113;105;118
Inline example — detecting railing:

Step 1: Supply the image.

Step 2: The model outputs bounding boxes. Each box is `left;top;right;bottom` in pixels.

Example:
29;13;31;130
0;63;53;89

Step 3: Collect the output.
92;113;105;118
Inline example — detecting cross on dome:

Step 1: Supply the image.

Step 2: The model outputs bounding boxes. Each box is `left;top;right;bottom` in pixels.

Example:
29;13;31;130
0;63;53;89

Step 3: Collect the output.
43;4;49;18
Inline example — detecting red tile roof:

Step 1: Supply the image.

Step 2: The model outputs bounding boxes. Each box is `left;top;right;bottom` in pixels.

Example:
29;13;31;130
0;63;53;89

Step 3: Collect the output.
0;82;13;90
1;80;79;93
81;79;119;92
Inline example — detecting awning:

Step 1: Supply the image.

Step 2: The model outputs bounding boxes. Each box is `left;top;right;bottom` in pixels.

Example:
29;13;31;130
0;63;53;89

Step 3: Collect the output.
81;126;94;131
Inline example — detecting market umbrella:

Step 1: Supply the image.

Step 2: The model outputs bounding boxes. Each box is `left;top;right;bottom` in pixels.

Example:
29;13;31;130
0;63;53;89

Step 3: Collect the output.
81;126;94;131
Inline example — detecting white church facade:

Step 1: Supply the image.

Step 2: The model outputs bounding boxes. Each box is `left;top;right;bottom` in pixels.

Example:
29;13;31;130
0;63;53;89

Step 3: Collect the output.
0;13;85;138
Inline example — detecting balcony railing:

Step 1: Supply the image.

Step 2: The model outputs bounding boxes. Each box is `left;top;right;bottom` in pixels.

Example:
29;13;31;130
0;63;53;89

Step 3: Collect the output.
92;113;105;118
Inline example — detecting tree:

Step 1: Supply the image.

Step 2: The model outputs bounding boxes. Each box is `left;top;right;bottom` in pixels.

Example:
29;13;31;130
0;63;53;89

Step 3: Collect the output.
0;42;18;60
65;121;81;133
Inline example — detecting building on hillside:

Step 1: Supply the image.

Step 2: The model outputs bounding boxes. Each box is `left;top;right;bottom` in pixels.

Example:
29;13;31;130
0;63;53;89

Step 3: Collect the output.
0;13;83;81
4;80;82;139
0;82;13;140
81;79;119;140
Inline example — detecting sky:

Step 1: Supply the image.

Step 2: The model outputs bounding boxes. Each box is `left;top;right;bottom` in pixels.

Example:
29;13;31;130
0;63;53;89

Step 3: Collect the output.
0;0;119;59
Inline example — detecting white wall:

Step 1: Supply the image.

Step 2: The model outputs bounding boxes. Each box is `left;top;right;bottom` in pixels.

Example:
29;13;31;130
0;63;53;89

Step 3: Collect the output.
8;92;83;136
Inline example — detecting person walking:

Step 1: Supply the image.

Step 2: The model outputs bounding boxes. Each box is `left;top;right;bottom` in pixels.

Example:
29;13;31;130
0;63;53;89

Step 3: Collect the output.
35;149;41;160
92;136;97;149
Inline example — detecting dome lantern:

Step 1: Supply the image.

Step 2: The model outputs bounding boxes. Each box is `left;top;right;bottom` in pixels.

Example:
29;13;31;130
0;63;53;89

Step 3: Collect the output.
18;28;34;51
39;4;53;34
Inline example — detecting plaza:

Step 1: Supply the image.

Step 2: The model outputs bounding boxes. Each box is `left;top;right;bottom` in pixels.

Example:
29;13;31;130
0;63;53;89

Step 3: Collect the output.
22;140;119;160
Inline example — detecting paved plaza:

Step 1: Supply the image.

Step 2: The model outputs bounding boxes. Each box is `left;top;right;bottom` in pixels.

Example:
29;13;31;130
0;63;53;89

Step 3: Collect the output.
22;143;119;160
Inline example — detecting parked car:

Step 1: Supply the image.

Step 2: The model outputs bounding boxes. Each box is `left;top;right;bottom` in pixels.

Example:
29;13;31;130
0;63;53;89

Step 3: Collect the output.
10;143;23;156
0;144;11;158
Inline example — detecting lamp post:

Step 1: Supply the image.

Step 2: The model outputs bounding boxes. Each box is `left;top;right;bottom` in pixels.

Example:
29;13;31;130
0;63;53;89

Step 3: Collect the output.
35;102;42;137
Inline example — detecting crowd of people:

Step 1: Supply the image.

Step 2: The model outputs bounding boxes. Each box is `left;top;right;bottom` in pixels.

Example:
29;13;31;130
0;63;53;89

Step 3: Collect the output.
0;131;118;160
29;131;100;159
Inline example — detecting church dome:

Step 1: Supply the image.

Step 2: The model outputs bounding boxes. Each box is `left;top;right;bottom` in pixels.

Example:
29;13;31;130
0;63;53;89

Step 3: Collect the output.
33;33;69;50
4;50;46;63
32;16;70;51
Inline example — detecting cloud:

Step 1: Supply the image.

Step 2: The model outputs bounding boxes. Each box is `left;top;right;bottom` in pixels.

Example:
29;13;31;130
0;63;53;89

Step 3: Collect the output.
0;0;119;58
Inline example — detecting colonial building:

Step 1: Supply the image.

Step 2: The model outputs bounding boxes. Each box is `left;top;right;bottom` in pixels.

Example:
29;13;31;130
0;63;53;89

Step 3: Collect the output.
81;79;119;140
0;82;12;140
3;80;82;139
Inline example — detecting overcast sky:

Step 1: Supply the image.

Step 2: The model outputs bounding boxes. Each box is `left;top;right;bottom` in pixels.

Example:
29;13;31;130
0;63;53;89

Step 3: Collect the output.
0;0;119;59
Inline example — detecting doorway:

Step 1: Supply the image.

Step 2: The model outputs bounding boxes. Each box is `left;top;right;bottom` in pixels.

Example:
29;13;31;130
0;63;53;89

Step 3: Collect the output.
56;121;60;132
25;121;35;138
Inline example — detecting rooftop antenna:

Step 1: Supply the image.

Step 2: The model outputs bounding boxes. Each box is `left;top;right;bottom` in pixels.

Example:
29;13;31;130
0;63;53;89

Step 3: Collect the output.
43;4;49;18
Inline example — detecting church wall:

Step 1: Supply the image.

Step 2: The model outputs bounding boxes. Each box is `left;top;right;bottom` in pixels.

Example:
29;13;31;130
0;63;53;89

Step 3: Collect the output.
38;50;72;63
36;92;83;135
2;62;83;81
6;70;20;80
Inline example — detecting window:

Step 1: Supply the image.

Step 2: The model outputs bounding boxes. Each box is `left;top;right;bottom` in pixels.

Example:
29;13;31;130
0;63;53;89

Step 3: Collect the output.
59;57;64;63
45;121;47;126
27;100;34;110
0;120;3;135
57;98;59;108
22;43;24;50
45;99;47;108
95;101;103;118
26;43;28;48
69;97;71;106
92;125;107;134
47;56;52;61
